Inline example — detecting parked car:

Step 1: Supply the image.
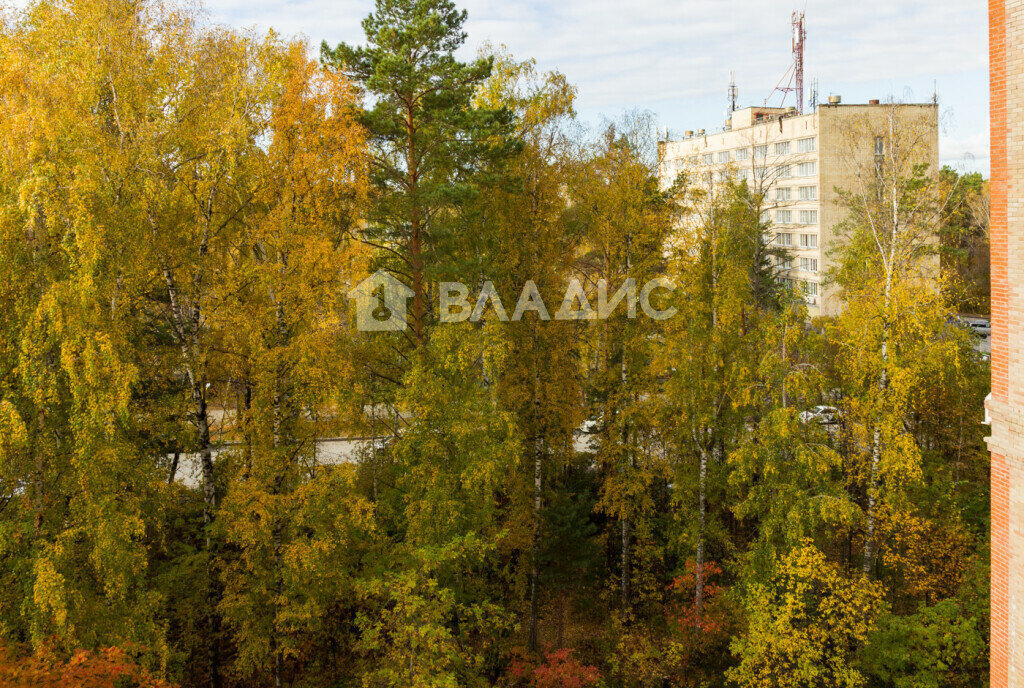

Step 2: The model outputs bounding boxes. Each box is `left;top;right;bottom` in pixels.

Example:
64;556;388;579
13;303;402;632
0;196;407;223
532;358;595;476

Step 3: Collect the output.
799;405;841;425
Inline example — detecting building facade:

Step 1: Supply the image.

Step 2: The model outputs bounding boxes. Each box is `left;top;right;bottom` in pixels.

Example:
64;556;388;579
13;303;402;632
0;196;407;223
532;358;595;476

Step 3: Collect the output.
988;1;1023;686
658;101;938;316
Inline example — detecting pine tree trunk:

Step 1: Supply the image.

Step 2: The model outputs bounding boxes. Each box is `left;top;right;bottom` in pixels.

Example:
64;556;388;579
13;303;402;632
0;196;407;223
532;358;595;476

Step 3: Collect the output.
406;101;424;347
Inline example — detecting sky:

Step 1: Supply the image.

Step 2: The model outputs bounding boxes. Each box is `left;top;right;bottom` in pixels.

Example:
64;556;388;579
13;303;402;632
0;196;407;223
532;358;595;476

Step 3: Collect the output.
200;0;990;175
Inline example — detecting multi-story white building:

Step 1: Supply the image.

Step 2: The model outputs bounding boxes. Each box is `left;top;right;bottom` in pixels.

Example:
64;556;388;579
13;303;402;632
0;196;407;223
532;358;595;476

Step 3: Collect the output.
658;100;939;316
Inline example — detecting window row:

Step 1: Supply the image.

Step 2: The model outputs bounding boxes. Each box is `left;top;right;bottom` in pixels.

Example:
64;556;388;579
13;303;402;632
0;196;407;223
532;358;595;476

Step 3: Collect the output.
690;137;817;165
774;209;818;225
773;162;818;178
774;277;819;296
776;254;819;272
775;232;819;249
775;186;817;201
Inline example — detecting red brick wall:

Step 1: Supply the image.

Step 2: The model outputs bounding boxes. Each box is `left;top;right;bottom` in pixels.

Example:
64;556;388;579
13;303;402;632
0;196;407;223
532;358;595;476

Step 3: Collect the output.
991;0;1007;402
989;1;1020;687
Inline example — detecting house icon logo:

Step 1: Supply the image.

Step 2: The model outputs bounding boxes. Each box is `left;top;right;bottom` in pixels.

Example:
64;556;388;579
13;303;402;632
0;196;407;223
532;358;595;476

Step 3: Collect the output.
348;270;414;331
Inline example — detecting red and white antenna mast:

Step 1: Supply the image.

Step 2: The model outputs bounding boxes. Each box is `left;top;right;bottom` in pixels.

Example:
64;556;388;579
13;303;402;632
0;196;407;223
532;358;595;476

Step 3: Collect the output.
764;11;808;113
792;11;806;114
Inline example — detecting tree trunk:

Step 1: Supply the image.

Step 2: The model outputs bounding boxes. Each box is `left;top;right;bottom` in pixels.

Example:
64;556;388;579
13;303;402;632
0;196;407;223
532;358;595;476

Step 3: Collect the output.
621;515;631;616
191;380;221;688
527;179;544;653
695;444;708;616
865;268;892;577
528;437;542;652
167;451;179;485
406;100;424;347
271;286;288;688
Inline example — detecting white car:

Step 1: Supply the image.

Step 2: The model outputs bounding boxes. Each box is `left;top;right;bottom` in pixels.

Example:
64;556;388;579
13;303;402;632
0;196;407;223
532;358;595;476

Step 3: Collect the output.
799;405;840;425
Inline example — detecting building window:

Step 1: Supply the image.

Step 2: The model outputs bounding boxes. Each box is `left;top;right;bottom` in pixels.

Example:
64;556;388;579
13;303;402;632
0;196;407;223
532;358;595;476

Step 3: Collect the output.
776;232;792;246
736;147;750;161
799;209;818;224
797;161;817;176
738;168;751;181
776;210;792;224
778;256;793;269
759;209;770;223
803;280;819;296
799;233;818;248
799;257;819;272
753;144;768;158
777;164;792;178
776;187;791;201
798;185;817;200
717;151;730;163
703;153;714;165
798;137;816;153
774;141;791;155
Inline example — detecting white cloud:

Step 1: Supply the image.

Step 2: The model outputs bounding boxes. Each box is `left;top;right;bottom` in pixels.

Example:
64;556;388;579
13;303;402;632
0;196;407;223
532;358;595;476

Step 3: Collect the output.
941;131;989;173
190;0;985;111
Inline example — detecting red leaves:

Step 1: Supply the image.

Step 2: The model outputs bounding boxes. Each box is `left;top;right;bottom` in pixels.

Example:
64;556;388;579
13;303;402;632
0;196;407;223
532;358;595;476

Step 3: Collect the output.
668;559;729;636
0;645;175;688
507;648;602;688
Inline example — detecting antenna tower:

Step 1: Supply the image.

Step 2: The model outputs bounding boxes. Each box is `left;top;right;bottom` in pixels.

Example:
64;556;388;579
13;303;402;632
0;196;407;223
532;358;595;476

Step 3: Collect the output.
764;11;807;113
792;11;805;113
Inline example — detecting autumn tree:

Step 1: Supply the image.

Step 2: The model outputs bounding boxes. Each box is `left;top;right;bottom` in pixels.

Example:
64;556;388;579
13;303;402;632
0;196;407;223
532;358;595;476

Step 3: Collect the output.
214;44;368;687
825;105;966;579
572;114;673;622
0;0;208;665
728;542;885;688
655;178;772;622
475;49;585;652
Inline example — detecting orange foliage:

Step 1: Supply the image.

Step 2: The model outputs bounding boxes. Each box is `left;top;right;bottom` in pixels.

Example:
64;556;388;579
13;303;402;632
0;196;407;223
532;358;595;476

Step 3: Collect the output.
880;507;976;601
0;645;175;688
507;648;602;688
667;559;730;635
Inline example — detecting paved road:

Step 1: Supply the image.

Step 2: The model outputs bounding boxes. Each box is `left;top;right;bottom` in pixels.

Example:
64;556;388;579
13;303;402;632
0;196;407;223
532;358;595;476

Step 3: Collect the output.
171;428;601;489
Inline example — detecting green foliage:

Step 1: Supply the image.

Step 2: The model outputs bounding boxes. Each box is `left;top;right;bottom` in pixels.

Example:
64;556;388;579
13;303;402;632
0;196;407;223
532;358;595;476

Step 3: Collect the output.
0;1;992;687
321;0;519;346
860;560;989;688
